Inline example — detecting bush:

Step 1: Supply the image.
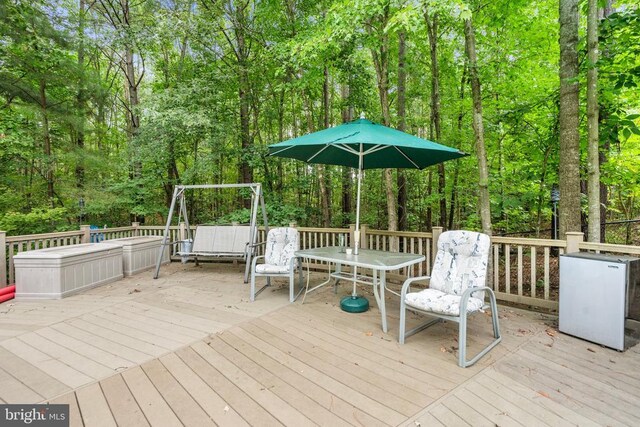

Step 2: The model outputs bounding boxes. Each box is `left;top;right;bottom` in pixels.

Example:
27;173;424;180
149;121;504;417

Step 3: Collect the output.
0;208;68;235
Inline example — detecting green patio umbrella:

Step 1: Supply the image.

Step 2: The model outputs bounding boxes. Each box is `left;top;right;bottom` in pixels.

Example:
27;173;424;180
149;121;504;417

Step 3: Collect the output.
268;115;467;310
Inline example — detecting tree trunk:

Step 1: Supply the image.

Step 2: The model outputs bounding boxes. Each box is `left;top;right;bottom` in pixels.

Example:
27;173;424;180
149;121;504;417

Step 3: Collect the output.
341;84;352;226
238;63;252;186
124;46;140;136
397;31;407;231
369;6;397;238
586;0;600;242
449;66;468;230
558;0;582;236
598;1;615;242
236;4;253;190
276;88;286;195
318;66;331;227
464;18;492;235
75;0;86;193
426;11;446;228
39;80;55;206
426;171;433;230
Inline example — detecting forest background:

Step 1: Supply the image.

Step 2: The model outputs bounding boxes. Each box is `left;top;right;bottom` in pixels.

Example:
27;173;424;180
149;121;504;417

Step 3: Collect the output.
0;0;638;243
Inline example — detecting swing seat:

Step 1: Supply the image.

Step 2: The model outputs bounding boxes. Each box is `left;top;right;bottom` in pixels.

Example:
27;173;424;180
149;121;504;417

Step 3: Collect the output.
178;225;252;257
176;225;257;284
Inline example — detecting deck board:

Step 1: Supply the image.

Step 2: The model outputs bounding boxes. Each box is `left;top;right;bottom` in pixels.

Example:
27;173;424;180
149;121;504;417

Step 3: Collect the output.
241;321;409;425
158;352;250;427
1;263;640;426
141;358;215;426
100;374;150;427
75;383;117;427
121;366;182;427
209;333;351;427
0;364;44;403
191;340;313;426
252;318;425;414
219;329;385;427
176;346;283;426
48;391;83;427
0;346;70;399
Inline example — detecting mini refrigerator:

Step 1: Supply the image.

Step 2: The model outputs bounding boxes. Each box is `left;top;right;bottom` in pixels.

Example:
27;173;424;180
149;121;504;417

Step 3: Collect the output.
559;252;640;351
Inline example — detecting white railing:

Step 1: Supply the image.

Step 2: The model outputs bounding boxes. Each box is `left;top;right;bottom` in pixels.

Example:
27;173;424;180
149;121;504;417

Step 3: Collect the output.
2;224;639;312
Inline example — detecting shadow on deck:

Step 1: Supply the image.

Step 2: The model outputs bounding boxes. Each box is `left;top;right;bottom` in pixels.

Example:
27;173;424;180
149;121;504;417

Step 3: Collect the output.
1;262;638;426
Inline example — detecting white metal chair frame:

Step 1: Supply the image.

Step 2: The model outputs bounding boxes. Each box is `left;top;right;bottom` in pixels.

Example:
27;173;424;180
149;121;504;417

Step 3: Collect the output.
250;228;303;303
398;231;502;368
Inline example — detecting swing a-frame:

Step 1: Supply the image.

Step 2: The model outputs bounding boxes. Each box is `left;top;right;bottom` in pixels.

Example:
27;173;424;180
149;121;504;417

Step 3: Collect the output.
153;183;269;283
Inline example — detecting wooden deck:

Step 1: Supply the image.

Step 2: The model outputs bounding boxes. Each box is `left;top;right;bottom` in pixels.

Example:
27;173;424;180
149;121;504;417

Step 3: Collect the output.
1;262;639;426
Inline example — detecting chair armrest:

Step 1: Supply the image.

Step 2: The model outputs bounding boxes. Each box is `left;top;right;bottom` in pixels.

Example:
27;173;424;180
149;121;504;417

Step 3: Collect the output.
460;286;495;314
400;276;431;300
248;241;267;248
251;255;265;270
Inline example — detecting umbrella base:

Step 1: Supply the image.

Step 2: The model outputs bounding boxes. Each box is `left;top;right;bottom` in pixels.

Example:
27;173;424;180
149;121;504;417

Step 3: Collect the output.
340;295;369;313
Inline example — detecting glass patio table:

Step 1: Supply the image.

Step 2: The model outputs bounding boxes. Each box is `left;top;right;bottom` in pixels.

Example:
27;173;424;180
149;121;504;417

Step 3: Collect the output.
295;247;426;333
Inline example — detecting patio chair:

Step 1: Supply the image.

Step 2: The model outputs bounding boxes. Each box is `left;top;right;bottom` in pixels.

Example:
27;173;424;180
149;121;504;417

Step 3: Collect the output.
399;230;501;367
250;227;302;302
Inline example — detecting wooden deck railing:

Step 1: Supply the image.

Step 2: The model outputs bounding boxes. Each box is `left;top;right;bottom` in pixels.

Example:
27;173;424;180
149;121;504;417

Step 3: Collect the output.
2;224;639;312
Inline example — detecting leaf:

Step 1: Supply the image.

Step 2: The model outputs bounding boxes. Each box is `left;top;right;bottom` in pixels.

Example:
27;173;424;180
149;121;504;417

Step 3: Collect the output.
545;328;557;337
365;331;373;336
537;391;550;398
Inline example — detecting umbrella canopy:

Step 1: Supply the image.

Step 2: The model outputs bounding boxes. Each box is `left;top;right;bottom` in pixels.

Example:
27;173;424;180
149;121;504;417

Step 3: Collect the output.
268;118;466;170
268;117;466;310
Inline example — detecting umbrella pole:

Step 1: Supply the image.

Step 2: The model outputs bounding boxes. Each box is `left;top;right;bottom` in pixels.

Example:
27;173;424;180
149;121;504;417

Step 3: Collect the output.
352;166;362;296
339;150;369;313
353;151;363;296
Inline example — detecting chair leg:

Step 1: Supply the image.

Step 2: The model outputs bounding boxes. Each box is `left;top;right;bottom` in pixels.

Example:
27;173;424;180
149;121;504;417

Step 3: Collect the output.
289;272;294;303
250;272;256;302
459;290;502;368
399;299;407;344
458;311;468;368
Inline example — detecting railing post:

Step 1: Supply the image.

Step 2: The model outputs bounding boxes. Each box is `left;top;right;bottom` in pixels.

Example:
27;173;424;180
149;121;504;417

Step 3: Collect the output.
132;222;140;236
80;225;91;244
179;222;186;242
289;222;297;228
565;231;584;253
0;230;6;286
360;224;368;249
349;224;356;248
432;226;443;264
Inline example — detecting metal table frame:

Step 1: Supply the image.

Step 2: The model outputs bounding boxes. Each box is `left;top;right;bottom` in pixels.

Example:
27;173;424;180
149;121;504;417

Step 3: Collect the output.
295;247;426;333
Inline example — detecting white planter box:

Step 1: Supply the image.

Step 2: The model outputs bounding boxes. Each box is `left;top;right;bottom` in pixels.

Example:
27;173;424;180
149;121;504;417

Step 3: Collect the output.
13;243;123;300
103;236;169;276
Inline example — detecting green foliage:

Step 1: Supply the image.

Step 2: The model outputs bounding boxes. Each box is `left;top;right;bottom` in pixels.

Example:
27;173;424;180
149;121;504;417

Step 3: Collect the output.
0;208;68;235
0;0;638;243
213;203;308;227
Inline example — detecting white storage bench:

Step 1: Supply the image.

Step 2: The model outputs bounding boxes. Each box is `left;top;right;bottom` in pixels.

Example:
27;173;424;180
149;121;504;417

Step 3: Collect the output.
13;243;123;300
103;236;169;276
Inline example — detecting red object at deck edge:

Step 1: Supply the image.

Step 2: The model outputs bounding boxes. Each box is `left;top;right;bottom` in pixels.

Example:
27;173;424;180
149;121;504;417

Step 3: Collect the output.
0;292;15;303
0;285;16;296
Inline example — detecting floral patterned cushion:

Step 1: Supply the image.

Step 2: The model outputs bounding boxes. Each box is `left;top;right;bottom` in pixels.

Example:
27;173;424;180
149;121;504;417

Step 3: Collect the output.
429;230;491;299
264;227;299;267
256;263;291;274
405;288;485;316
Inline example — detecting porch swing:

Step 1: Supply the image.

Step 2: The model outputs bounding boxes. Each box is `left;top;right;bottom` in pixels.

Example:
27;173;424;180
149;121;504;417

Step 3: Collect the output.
153;183;269;283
